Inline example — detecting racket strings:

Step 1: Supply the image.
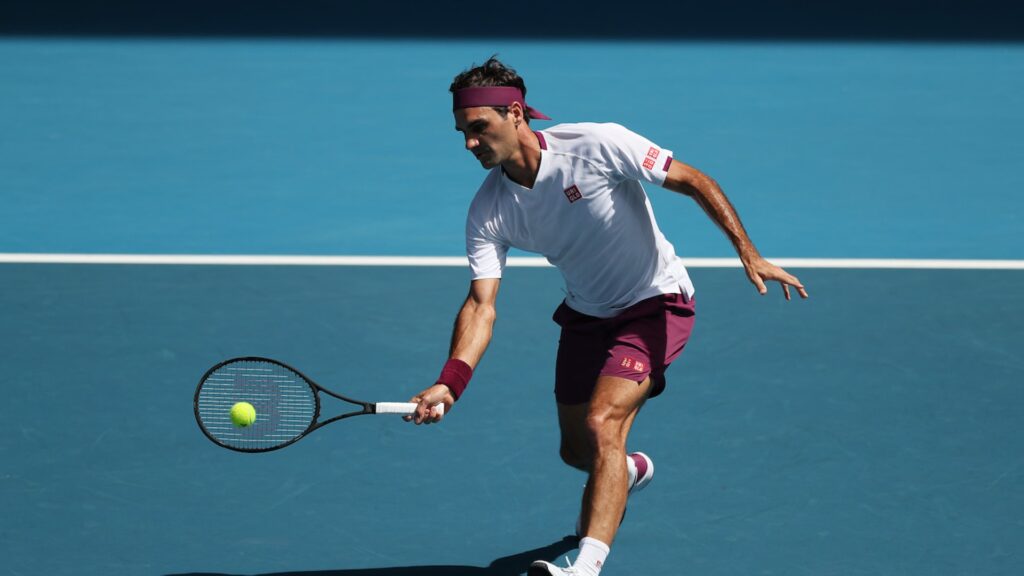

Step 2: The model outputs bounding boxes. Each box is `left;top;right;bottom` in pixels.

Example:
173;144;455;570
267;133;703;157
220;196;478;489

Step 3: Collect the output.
196;360;317;451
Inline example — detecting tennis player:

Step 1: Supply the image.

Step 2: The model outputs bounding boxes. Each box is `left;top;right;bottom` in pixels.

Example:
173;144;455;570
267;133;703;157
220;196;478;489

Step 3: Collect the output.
408;57;807;576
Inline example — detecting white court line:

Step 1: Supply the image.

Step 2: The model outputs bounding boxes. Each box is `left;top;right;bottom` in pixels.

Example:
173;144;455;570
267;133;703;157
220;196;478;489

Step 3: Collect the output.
0;253;1022;269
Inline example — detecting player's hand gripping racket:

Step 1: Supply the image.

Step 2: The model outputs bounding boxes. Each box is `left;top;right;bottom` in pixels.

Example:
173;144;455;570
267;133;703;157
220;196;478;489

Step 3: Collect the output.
194;356;442;452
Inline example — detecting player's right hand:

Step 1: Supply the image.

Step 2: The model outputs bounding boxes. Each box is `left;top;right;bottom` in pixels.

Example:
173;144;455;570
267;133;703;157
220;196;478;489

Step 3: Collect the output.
405;384;454;425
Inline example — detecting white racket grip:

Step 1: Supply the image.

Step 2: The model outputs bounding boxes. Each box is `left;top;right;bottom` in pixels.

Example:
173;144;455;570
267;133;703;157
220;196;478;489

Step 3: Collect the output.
375;402;445;417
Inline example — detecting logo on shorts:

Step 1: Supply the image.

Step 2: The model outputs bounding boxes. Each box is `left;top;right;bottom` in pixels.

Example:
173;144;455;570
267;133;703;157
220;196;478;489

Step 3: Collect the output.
620;357;645;372
564;184;582;203
643;147;660;170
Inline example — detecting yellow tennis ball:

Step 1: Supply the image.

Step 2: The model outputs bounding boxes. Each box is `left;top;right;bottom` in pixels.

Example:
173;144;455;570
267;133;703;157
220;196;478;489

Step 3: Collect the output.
230;402;257;427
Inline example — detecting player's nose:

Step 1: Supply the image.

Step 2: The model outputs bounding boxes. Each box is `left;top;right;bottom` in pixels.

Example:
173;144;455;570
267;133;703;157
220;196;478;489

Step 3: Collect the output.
464;136;479;151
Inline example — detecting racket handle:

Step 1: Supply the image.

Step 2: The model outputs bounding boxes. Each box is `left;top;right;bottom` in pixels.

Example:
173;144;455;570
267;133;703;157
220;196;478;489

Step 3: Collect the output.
375;402;445;417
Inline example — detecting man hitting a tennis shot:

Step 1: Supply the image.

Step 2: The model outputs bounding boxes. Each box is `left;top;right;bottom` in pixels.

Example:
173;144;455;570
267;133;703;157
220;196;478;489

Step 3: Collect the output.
407;57;808;576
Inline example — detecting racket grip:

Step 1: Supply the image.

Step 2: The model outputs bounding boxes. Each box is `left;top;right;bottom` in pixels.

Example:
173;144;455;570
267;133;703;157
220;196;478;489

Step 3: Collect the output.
375;402;445;417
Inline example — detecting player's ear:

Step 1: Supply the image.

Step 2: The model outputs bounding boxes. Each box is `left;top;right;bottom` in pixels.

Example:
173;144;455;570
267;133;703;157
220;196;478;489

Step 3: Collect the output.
509;101;525;127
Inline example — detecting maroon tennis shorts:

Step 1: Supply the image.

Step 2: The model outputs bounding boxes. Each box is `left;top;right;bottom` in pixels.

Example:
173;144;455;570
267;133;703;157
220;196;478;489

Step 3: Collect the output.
552;293;696;405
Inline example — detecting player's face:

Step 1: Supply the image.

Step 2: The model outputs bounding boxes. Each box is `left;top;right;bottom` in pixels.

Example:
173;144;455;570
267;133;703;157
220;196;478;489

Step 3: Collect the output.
454;107;517;169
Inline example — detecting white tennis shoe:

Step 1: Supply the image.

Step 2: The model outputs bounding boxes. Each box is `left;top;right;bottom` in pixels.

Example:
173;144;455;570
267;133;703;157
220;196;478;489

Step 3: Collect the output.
528;558;578;575
574;452;654;537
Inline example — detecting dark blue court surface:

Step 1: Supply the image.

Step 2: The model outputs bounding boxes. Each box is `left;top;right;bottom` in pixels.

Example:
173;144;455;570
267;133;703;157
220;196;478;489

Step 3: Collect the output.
2;265;1021;575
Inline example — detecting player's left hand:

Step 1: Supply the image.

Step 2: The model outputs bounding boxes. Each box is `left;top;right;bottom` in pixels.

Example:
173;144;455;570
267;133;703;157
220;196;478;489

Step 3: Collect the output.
742;256;809;300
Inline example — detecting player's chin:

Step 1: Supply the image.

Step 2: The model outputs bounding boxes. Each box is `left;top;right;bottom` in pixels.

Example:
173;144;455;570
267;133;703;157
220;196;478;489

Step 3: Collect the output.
473;152;496;168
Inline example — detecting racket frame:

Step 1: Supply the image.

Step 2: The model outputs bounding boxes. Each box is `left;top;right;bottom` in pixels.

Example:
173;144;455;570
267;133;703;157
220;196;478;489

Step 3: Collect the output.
194;356;393;453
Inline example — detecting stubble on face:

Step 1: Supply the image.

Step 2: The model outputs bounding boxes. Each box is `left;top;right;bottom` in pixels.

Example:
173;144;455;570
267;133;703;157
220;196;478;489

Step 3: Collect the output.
454;108;514;170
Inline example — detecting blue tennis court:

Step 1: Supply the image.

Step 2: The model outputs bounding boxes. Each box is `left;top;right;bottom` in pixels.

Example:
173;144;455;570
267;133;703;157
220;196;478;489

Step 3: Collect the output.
2;33;1022;576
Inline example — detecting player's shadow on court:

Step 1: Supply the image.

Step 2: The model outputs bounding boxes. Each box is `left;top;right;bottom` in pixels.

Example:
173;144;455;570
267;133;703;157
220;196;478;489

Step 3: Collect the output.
169;535;578;576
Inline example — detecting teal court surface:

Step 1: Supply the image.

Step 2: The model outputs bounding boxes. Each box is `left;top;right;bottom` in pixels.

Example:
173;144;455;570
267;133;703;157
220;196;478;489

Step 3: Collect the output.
1;37;1022;575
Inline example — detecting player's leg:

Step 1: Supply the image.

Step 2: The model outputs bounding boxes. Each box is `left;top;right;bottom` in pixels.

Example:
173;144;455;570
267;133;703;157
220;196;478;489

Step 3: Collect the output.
557;395;648;533
558;396;645;469
575;293;695;537
537;295;694;574
557;401;590;471
552;300;606;472
532;379;651;576
578;374;653;545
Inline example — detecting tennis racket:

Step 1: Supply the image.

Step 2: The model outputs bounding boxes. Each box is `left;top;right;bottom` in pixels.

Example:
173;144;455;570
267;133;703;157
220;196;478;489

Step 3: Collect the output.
194;356;441;453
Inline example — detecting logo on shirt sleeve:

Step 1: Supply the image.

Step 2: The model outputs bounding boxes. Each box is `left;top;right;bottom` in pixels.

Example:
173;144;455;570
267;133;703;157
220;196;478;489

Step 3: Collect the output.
642;147;660;170
563;184;583;203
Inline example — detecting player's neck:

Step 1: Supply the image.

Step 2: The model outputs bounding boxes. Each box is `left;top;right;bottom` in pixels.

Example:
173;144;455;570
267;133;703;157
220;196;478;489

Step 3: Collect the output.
501;128;542;189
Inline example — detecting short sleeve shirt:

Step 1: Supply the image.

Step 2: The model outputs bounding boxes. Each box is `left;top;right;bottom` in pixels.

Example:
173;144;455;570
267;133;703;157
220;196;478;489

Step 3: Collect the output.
465;122;694;318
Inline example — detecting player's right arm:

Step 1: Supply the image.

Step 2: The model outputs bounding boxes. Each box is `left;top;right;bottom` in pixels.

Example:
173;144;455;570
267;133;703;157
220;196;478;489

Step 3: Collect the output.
448;277;500;368
408;278;500;424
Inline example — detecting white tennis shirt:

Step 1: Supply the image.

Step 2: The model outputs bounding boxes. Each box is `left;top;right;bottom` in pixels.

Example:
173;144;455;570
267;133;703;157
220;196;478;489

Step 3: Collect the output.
465;122;695;318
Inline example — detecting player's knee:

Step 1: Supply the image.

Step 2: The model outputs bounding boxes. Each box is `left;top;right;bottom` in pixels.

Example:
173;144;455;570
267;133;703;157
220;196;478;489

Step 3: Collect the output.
559;440;591;471
585;409;626;451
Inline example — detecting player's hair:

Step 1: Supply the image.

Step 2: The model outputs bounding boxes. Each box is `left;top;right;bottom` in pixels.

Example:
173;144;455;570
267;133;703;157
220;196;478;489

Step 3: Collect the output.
449;56;530;124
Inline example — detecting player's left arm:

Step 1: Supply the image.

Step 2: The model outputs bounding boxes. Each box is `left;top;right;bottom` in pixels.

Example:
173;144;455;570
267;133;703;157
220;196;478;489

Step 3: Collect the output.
661;159;809;300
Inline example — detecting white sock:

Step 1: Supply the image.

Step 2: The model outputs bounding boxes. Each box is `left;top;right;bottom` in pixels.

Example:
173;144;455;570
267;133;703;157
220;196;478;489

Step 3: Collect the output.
574;537;610;576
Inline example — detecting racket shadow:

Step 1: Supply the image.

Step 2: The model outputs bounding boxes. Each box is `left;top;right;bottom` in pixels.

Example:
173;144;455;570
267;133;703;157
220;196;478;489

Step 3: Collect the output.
168;535;578;576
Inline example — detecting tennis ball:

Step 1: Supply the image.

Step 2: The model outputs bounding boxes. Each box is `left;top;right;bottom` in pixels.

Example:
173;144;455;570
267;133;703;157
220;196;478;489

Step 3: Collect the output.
230;402;257;427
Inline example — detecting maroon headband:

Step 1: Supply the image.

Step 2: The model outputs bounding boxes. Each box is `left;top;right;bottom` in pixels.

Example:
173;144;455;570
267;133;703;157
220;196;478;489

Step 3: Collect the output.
452;86;552;120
